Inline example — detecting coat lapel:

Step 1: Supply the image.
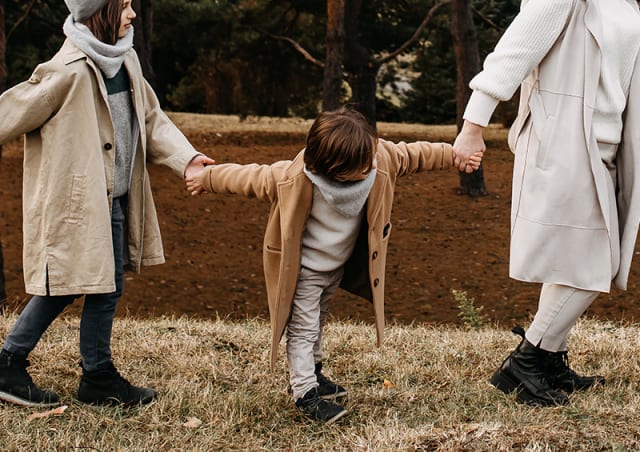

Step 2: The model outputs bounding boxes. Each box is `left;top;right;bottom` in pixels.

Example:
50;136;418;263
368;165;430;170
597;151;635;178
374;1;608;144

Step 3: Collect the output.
582;0;611;233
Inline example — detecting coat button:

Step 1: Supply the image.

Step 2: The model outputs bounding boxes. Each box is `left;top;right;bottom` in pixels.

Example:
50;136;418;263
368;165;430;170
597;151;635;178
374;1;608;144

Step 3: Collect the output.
373;278;379;287
372;251;378;259
104;143;113;150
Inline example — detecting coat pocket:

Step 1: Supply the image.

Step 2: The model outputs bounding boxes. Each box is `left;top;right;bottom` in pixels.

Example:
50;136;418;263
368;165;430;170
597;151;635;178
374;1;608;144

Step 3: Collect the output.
65;175;87;224
528;92;557;170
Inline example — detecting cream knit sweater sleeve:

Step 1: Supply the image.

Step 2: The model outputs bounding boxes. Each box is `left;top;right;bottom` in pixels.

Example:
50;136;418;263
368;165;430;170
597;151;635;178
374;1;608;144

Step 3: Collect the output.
463;0;575;127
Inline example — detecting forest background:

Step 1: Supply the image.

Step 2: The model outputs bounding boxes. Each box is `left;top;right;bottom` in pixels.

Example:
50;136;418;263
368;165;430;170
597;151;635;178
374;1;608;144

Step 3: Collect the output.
1;0;520;124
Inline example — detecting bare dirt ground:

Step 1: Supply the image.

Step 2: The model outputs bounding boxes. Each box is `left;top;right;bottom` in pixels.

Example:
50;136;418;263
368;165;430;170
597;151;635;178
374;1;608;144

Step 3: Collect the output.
1;113;639;327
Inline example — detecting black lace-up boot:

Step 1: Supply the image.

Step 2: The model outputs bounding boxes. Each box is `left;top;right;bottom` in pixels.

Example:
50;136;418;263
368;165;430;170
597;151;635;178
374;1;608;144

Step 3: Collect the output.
490;327;569;406
0;349;59;407
77;361;157;406
544;350;605;393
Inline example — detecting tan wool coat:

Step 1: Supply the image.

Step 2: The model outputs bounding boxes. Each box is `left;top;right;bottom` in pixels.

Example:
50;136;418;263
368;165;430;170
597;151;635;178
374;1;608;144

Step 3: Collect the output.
507;0;640;292
0;39;199;296
196;139;454;367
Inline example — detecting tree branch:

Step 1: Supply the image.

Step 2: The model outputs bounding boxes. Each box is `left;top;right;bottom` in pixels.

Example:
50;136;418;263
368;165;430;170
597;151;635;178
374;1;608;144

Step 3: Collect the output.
7;0;39;42
472;6;501;31
269;33;325;68
376;0;451;66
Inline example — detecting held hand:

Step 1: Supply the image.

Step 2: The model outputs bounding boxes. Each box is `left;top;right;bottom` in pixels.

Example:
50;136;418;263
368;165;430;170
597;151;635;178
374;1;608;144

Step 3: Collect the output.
184;154;216;181
186;175;208;196
464;151;484;173
184;154;215;196
453;120;486;172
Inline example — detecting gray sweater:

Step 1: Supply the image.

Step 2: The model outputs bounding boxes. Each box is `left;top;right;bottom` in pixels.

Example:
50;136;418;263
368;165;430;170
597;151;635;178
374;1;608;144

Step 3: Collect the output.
104;65;136;198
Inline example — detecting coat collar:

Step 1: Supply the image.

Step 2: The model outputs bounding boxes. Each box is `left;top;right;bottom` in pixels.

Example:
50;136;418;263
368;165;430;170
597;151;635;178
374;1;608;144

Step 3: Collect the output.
60;38;88;65
285;149;306;179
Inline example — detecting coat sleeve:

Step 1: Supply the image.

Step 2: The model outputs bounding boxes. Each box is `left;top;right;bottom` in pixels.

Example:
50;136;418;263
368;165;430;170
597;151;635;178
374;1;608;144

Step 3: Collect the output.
0;64;65;144
196;161;289;203
140;75;199;177
464;0;575;126
379;139;453;177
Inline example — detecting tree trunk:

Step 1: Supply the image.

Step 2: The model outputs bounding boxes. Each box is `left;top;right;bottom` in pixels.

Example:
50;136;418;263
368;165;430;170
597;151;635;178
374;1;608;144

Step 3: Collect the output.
344;0;378;128
133;0;154;85
323;0;344;111
346;65;378;129
451;0;486;196
0;0;6;312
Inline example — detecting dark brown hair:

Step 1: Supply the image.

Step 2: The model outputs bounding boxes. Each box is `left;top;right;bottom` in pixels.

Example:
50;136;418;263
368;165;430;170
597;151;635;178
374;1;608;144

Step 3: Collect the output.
83;0;123;45
304;107;378;181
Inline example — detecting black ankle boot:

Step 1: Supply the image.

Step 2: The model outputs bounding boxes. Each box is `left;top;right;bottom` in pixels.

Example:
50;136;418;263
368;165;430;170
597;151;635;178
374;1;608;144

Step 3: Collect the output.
490;327;569;406
544;350;605;393
0;349;59;407
77;361;157;406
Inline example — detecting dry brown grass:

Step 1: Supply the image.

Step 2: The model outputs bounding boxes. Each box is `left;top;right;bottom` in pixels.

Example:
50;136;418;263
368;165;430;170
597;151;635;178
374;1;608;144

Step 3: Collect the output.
1;313;638;451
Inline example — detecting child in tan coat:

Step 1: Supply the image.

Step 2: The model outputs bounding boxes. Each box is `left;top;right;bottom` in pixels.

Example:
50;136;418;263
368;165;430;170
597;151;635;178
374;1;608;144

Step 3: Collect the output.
187;107;481;423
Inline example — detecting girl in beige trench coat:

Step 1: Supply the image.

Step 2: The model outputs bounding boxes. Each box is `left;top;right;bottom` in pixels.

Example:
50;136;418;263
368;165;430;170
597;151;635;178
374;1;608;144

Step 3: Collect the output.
454;0;640;406
0;0;213;407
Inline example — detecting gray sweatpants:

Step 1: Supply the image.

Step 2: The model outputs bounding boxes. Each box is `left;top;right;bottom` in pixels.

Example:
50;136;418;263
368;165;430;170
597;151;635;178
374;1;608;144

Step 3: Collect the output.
525;283;599;352
286;266;343;401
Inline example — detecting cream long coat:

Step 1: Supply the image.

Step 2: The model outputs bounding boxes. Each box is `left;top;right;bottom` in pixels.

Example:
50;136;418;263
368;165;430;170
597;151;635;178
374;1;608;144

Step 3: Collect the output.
196;139;453;367
0;39;199;296
507;0;640;292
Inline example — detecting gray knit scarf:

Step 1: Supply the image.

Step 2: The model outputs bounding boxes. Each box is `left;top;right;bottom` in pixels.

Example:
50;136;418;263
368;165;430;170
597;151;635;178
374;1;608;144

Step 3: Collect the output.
63;15;133;78
303;166;377;217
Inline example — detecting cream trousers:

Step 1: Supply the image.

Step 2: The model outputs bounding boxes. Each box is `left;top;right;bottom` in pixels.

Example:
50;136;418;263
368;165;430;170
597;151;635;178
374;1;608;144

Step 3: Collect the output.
525;283;599;351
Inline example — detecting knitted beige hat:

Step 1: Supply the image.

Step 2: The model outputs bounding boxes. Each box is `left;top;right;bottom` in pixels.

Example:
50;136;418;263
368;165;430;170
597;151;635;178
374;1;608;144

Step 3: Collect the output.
64;0;109;21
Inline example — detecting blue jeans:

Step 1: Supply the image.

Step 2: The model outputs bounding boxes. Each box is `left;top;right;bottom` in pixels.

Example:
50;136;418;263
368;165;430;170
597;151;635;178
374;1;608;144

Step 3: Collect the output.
2;196;127;372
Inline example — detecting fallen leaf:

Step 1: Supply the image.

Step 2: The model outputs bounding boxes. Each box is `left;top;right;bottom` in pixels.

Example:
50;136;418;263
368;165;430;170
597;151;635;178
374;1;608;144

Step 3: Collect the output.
183;417;203;429
383;379;395;389
28;405;68;421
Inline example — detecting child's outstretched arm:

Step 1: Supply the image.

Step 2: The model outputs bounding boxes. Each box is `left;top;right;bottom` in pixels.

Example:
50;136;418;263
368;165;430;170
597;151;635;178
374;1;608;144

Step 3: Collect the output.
187;160;290;202
383;139;454;177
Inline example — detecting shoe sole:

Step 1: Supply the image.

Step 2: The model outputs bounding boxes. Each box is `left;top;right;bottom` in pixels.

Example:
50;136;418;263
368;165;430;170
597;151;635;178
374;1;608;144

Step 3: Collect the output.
78;394;157;406
490;370;568;407
325;408;349;425
0;390;59;408
320;390;348;401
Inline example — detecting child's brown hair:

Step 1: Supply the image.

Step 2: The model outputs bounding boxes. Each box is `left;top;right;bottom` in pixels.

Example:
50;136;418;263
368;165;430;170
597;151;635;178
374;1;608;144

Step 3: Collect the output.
304;107;378;181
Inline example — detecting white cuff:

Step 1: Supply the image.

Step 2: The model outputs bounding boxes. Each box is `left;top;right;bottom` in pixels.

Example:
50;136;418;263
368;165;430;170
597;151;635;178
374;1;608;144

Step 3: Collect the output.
463;90;500;127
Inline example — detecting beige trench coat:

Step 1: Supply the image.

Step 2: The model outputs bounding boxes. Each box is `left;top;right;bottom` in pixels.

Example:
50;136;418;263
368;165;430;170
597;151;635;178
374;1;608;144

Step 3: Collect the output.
0;39;199;296
196;139;453;367
507;0;640;292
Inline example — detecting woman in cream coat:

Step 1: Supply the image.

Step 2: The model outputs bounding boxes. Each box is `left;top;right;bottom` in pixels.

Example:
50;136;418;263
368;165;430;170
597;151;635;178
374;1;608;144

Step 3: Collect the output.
454;0;640;406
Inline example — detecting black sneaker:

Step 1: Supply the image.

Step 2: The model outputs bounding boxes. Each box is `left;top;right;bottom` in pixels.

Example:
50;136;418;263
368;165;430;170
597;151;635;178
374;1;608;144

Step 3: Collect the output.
0;350;59;407
295;387;347;424
315;362;347;400
77;362;157;406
